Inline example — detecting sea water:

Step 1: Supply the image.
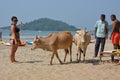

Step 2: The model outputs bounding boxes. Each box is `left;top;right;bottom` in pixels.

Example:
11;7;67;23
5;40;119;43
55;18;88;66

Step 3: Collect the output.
0;29;94;41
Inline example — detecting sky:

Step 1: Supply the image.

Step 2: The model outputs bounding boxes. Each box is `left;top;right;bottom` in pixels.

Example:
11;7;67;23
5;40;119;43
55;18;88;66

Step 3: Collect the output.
0;0;120;30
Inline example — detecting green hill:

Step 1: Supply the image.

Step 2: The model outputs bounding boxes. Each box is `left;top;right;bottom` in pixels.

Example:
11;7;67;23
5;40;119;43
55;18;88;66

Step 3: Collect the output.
1;18;77;31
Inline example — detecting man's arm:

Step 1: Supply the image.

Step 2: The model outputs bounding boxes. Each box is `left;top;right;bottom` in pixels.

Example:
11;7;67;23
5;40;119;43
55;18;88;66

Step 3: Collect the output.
94;21;98;39
110;21;116;39
105;22;109;39
94;27;97;39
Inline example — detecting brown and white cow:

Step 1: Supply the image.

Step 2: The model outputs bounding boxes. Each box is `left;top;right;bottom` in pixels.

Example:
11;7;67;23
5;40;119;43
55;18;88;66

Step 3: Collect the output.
74;29;91;62
31;31;73;65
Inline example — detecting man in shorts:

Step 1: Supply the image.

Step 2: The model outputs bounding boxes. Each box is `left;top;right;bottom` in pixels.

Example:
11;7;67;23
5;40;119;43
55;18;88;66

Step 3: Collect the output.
110;14;120;64
110;14;120;49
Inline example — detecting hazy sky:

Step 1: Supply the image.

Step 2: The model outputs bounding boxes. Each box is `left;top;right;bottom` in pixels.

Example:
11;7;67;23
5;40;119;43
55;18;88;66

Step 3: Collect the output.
0;0;120;30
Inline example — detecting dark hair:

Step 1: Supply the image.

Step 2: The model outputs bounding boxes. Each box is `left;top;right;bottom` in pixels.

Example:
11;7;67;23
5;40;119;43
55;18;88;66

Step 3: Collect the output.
11;16;18;21
111;14;116;19
101;14;105;18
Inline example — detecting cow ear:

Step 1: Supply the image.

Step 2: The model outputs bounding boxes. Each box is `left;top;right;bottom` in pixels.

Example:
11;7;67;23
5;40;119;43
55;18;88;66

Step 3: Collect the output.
36;35;38;39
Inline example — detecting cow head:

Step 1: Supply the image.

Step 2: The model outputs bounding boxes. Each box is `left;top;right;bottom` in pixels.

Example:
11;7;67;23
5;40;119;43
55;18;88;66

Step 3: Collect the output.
31;36;41;50
76;30;88;43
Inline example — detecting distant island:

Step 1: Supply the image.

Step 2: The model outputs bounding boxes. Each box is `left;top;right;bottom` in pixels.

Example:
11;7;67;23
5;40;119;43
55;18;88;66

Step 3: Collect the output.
1;18;77;31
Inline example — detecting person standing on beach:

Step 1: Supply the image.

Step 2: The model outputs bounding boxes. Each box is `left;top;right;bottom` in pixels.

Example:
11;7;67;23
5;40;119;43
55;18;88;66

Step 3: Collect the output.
94;14;108;57
0;32;2;40
110;14;120;64
110;14;120;49
10;16;20;63
0;28;2;40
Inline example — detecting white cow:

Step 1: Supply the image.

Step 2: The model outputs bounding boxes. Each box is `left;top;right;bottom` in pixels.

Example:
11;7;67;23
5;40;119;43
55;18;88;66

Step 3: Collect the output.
74;29;91;62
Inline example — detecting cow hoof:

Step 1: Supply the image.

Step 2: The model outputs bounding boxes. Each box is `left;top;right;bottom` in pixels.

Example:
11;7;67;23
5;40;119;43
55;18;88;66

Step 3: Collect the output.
82;60;86;63
60;61;63;64
50;62;53;65
50;63;53;65
76;59;78;61
76;60;79;63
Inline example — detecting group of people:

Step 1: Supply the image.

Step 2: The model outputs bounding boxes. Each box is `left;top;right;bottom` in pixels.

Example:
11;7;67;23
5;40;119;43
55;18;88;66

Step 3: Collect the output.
9;15;120;64
94;14;120;64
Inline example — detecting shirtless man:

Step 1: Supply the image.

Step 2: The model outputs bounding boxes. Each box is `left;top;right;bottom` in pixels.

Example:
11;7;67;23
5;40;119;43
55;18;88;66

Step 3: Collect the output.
110;14;120;49
110;14;120;64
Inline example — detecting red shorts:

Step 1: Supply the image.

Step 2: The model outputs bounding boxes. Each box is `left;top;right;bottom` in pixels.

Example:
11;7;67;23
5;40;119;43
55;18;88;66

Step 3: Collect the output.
111;32;120;45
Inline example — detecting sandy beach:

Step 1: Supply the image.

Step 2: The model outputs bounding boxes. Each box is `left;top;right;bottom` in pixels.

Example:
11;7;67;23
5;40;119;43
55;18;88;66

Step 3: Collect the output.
0;40;120;80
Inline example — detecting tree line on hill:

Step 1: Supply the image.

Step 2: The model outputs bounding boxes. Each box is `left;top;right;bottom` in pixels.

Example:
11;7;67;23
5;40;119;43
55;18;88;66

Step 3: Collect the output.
0;18;112;31
1;18;77;31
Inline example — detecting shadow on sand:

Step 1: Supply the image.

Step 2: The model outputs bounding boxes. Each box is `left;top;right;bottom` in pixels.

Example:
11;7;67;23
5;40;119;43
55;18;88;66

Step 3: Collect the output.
61;59;100;65
17;59;119;65
19;60;43;63
84;59;100;65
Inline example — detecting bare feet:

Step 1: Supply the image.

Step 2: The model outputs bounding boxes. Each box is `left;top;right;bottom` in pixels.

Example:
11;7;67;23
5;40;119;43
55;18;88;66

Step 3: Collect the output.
11;60;18;63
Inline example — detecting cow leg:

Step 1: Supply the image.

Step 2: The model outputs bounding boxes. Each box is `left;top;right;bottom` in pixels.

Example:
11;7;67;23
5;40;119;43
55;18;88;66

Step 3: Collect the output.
55;51;63;64
76;47;79;62
78;48;82;62
69;46;72;62
64;49;68;62
83;48;86;62
50;53;55;65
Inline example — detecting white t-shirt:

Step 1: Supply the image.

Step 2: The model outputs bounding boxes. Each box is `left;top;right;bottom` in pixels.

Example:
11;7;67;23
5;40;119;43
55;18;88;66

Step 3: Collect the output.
94;20;108;38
